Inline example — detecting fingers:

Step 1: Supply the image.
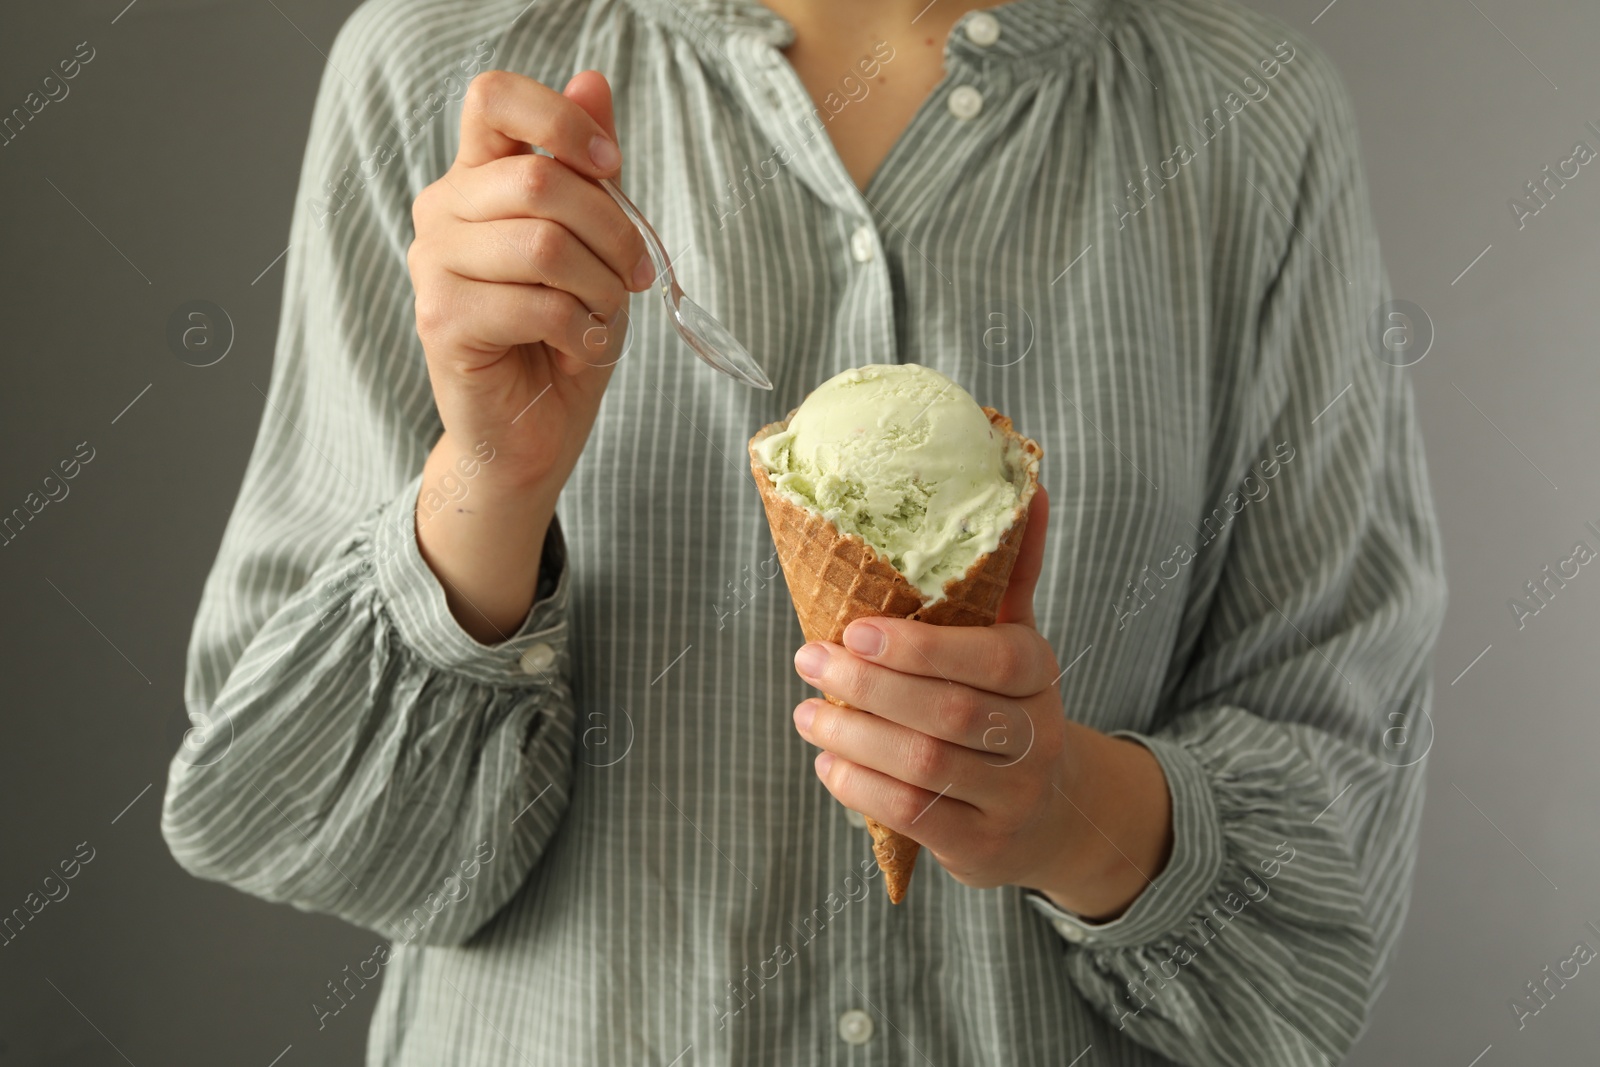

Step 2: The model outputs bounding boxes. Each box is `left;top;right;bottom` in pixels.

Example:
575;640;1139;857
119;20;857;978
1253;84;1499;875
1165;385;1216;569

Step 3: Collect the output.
562;70;618;144
798;691;1068;888
412;279;616;367
824;618;1060;699
997;484;1049;626
457;69;620;174
794;643;1035;754
430;219;630;318
419;155;649;287
809;747;976;844
796;699;1012;804
413;68;647;382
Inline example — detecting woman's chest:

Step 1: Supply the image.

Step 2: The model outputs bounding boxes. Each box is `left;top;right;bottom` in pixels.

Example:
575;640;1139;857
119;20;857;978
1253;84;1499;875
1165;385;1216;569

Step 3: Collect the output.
551;46;1258;714
561;194;1216;717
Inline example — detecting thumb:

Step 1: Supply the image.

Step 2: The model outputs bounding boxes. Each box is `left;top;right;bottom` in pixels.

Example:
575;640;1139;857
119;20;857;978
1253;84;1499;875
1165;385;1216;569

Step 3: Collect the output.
996;485;1049;628
563;70;618;148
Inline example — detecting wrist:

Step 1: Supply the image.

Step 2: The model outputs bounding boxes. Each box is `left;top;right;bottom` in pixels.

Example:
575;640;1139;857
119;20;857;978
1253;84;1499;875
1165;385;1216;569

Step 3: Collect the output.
415;434;560;643
1025;724;1174;922
425;431;561;505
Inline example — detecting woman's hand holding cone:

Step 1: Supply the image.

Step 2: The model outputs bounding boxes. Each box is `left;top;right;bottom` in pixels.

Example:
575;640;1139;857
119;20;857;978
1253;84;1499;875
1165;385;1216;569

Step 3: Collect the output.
790;488;1177;921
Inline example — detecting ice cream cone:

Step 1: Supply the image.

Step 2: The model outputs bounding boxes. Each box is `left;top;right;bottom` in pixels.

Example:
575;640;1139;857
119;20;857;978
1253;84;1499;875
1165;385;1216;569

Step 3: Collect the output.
749;406;1043;904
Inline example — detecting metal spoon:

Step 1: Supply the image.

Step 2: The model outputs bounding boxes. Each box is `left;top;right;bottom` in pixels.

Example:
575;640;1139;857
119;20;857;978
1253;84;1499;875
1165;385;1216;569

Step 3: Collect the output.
600;177;773;391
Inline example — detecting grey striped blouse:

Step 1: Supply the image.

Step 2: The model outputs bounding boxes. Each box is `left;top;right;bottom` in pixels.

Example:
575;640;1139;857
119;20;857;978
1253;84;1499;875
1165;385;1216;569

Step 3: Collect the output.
160;0;1447;1062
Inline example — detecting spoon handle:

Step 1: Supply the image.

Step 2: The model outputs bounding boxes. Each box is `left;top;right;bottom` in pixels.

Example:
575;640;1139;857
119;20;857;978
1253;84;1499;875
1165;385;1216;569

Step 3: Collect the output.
599;178;676;300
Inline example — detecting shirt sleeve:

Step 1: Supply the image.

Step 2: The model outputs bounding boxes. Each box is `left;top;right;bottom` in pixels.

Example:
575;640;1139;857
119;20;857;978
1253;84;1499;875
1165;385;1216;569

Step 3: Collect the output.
1027;45;1447;1065
159;4;577;947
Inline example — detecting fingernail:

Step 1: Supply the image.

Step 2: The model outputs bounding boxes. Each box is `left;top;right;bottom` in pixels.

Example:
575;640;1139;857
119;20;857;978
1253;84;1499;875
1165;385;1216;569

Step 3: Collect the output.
843;622;885;657
794;643;828;681
793;700;816;734
589;135;620;171
631;254;655;291
815;752;835;777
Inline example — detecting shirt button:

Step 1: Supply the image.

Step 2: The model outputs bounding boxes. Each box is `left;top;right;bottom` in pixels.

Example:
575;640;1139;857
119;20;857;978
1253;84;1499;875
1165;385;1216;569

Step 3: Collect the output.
519;642;556;674
849;225;876;263
845;808;868;829
838;1009;874;1045
1053;918;1089;944
947;85;984;121
964;12;1001;46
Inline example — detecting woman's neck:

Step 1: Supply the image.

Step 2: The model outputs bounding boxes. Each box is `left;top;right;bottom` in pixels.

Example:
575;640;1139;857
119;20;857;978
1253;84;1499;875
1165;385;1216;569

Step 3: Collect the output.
759;0;1001;190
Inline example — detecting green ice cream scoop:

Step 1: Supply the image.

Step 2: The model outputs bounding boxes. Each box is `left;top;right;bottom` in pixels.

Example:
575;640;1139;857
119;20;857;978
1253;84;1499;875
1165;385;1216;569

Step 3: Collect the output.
753;363;1023;601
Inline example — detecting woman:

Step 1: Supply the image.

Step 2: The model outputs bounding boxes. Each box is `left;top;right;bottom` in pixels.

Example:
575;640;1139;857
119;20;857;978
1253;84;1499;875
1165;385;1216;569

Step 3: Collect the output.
162;0;1446;1061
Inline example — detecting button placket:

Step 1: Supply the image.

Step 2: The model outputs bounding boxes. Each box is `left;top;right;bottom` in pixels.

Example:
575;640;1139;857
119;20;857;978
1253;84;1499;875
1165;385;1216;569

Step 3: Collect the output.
738;40;871;223
733;39;899;374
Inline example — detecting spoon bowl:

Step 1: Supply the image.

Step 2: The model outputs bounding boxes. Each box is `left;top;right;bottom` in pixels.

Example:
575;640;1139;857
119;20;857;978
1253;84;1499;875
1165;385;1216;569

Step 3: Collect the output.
601;177;773;391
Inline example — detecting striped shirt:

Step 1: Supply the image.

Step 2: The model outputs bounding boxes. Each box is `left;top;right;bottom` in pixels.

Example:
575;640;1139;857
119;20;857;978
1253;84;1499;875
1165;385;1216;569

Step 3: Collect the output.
160;0;1447;1062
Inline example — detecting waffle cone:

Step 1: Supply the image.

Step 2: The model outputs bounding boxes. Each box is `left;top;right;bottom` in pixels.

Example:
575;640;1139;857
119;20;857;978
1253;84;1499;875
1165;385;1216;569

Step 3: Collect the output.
749;406;1043;904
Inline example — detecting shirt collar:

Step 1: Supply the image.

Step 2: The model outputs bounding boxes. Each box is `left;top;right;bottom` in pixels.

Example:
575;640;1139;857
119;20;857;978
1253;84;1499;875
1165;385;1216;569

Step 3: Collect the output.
620;0;1122;66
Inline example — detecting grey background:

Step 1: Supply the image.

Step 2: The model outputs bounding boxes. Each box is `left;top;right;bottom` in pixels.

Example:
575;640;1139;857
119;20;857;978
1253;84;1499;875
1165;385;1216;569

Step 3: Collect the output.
0;0;1594;1063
